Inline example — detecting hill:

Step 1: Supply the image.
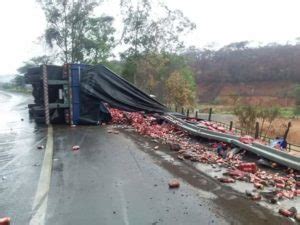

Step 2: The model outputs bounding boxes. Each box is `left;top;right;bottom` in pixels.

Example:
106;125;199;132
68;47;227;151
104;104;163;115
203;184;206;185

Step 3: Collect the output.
185;42;300;106
198;81;297;107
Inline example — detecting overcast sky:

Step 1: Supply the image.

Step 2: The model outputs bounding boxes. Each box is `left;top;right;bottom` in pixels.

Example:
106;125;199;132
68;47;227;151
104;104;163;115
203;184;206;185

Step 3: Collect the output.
1;0;300;75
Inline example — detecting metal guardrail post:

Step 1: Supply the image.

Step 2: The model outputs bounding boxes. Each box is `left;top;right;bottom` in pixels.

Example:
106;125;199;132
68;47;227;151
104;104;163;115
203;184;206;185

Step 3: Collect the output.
255;122;259;139
42;64;50;125
208;108;212;121
283;121;291;140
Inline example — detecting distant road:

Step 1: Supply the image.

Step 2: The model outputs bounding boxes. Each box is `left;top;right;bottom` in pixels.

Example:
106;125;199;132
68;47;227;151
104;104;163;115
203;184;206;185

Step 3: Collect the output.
197;112;236;124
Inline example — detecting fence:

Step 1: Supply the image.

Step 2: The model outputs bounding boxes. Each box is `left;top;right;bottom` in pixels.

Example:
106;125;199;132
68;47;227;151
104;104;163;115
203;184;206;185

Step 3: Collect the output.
172;106;300;153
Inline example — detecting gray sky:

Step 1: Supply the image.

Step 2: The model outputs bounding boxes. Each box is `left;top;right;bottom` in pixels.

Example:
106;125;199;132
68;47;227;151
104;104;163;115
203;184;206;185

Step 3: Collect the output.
1;0;300;75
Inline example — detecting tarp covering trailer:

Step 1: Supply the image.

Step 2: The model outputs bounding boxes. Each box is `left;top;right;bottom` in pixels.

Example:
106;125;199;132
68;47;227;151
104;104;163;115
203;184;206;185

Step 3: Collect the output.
81;65;167;113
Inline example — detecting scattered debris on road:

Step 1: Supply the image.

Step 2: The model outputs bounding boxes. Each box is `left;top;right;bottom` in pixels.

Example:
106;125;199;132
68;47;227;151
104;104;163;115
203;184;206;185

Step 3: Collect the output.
239;135;255;144
168;179;180;188
279;207;297;217
238;163;257;173
246;190;262;201
72;145;80;151
37;145;44;150
218;177;235;183
107;129;119;134
169;143;181;151
0;217;10;225
108;108;300;219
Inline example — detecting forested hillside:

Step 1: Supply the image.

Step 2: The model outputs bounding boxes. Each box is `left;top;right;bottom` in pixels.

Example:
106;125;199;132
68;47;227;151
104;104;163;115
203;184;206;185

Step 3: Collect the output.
184;42;300;105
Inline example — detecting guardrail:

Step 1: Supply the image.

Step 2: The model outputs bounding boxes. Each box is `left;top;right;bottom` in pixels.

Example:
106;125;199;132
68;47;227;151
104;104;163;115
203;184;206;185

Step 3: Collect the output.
209;120;300;153
163;114;300;170
170;107;300;153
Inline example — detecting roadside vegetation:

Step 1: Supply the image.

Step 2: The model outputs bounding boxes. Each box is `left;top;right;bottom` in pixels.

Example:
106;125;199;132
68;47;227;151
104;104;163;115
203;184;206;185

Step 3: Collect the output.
12;0;300;113
8;0;300;144
0;75;30;93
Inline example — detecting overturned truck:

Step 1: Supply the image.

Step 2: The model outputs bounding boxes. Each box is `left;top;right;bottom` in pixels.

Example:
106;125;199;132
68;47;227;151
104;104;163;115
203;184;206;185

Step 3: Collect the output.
25;64;168;125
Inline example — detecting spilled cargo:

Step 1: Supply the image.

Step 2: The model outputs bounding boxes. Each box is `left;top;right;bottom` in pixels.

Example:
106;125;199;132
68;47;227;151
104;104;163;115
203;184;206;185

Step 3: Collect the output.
26;64;300;219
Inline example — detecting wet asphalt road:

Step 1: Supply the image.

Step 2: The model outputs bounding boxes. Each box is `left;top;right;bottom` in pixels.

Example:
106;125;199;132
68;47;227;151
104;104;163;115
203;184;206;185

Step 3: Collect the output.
47;126;228;225
0;91;47;224
0;91;295;225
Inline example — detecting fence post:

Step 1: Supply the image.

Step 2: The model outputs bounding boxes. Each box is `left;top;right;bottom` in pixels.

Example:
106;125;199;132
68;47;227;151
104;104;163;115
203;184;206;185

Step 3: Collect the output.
195;111;198;119
208;108;212;121
181;107;184;115
229;121;233;131
283;121;292;140
255;122;259;139
175;105;177;112
186;109;189;118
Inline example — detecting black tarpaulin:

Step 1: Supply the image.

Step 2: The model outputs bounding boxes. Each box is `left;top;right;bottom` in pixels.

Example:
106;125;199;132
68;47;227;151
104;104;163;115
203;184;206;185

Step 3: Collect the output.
80;65;168;114
79;93;112;125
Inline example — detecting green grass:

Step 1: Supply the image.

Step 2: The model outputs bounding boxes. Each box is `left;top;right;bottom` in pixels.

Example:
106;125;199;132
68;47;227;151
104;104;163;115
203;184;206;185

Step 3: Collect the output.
195;104;299;118
0;86;31;94
278;107;296;118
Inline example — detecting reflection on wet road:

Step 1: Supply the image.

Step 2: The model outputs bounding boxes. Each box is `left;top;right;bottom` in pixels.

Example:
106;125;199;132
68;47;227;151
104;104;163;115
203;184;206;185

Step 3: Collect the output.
0;91;47;224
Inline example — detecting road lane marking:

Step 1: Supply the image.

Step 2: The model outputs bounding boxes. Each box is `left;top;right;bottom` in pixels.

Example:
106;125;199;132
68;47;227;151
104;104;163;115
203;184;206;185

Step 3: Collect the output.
118;186;130;225
29;125;53;225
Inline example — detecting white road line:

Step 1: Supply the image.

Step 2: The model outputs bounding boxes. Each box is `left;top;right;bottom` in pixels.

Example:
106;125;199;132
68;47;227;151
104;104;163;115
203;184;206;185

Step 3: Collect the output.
29;125;54;225
118;186;130;225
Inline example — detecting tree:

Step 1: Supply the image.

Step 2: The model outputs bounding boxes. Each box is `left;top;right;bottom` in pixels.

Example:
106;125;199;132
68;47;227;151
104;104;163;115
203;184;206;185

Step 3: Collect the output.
166;71;195;107
120;0;195;84
234;105;259;135
83;16;116;64
293;85;300;115
264;107;280;137
258;107;280;137
135;53;167;94
38;0;115;63
17;55;53;74
13;75;25;88
234;105;280;136
188;42;300;83
122;52;197;103
120;0;151;58
293;85;300;105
